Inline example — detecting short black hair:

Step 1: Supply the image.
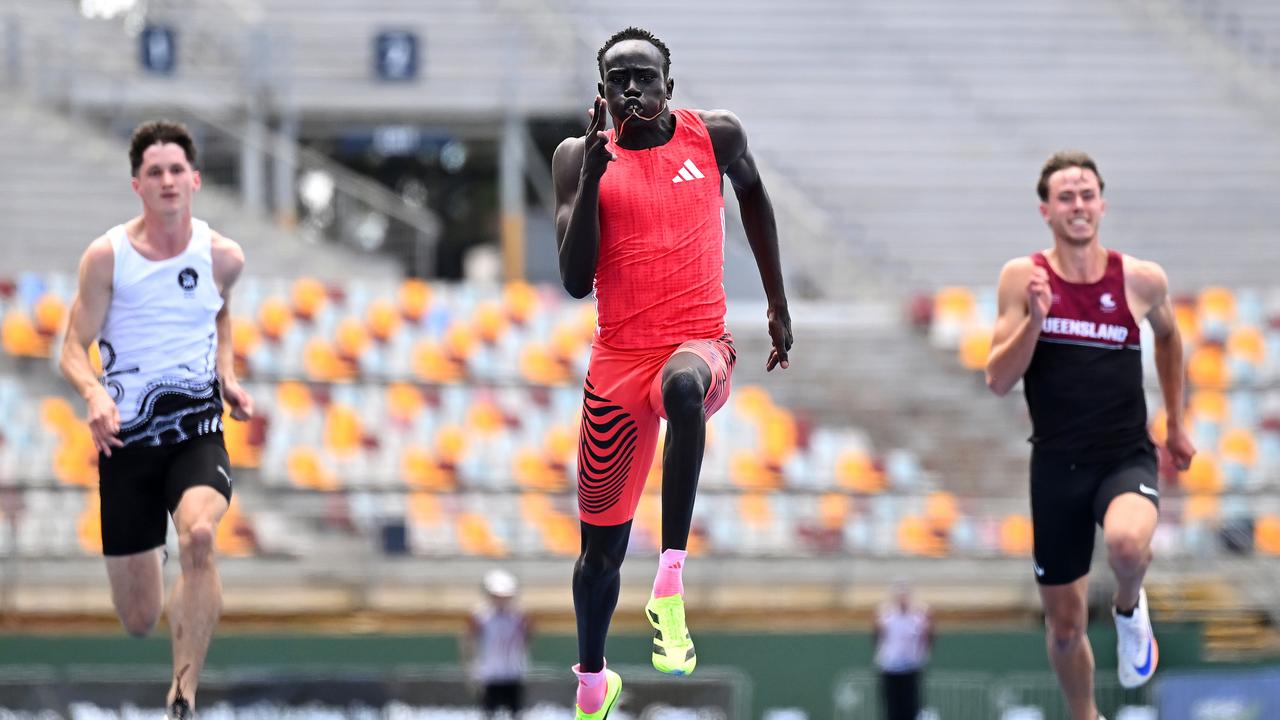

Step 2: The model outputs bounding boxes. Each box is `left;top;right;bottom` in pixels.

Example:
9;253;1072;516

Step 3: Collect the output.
129;120;197;176
597;26;671;78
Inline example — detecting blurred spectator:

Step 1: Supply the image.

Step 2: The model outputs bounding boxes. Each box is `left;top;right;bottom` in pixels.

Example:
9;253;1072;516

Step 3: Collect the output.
873;579;933;720
460;569;532;718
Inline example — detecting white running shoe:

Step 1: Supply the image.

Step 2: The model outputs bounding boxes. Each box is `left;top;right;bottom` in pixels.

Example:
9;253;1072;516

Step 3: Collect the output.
1114;587;1159;688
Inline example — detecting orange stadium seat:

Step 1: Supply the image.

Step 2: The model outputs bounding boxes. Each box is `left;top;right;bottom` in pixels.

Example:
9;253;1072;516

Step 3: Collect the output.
222;407;260;468
291;277;328;321
645;441;664;491
1188;391;1228;425
818;492;851;531
574;303;598;339
365;298;402;343
1180;452;1223;494
334;317;370;363
897;515;946;557
1255;515;1280;555
2;311;49;357
834;448;885;494
733;385;774;422
323;404;364;457
408;491;444;525
40;396;79;434
443;321;478;363
538;511;579;556
523;495;578;556
930;287;978;348
52;424;96;488
473;301;508;345
503;281;539;325
77;494;102;555
215;498;257;557
398;279;433;322
1197;287;1236;325
303;337;354;382
730;449;780;490
1183;494;1221;523
551;321;586;364
1172;301;1200;346
435;425;468;467
1219;427;1258;468
32;294;66;336
401;446;453;491
88;341;103;374
457;512;505;557
287;447;336;491
1187;344;1227;390
1148;407;1169;446
518;342;571;386
512;447;562;491
999;514;1034;556
933;287;976;324
544;424;576;468
739;493;773;531
257;297;293;341
958;327;992;372
925;491;959;534
466;397;507;436
411;339;464;383
1226;325;1265;367
386;382;424;425
230;316;261;366
275;381;314;418
760;411;799;467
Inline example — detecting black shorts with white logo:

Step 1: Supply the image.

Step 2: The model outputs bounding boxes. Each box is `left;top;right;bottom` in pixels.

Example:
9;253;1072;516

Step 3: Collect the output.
1029;440;1158;585
98;432;233;556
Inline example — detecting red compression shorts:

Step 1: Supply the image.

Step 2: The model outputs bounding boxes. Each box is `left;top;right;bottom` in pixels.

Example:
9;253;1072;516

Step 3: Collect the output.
576;333;736;526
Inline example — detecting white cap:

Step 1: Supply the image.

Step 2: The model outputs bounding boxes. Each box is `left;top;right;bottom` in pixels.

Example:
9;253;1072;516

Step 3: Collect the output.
483;569;518;598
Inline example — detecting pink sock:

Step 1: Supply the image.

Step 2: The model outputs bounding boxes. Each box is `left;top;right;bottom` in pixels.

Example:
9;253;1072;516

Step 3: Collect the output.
652;548;688;598
573;662;607;713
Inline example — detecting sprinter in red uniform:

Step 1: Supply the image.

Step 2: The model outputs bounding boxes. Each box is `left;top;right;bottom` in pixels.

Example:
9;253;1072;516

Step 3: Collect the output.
551;26;792;718
986;151;1196;720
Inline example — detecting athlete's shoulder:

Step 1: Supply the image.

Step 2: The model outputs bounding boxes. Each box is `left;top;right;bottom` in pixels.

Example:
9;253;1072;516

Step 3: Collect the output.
693;108;743;130
694;109;747;169
79;232;115;276
210;230;246;290
553;135;586;164
211;230;244;264
1120;253;1168;302
997;254;1038;279
551;135;587;185
694;108;746;144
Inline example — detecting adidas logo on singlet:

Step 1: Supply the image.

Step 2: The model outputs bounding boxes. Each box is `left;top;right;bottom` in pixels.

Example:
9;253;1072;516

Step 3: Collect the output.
671;159;706;183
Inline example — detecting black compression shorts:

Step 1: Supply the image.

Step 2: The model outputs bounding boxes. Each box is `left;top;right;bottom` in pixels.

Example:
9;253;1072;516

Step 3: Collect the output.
1029;440;1158;585
98;432;233;556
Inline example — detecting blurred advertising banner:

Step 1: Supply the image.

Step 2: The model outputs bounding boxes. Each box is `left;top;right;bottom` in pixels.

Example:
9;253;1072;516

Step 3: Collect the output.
0;666;747;719
1156;667;1280;720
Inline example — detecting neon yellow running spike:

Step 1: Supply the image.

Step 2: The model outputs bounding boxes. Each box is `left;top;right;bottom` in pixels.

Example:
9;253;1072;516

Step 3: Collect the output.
646;594;697;675
575;669;622;720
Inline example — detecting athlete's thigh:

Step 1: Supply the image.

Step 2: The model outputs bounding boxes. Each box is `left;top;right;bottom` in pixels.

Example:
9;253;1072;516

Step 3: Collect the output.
577;347;664;525
98;445;171;557
1038;574;1090;631
104;547;164;618
165;433;233;533
1030;450;1099;586
1093;444;1160;535
649;333;736;420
